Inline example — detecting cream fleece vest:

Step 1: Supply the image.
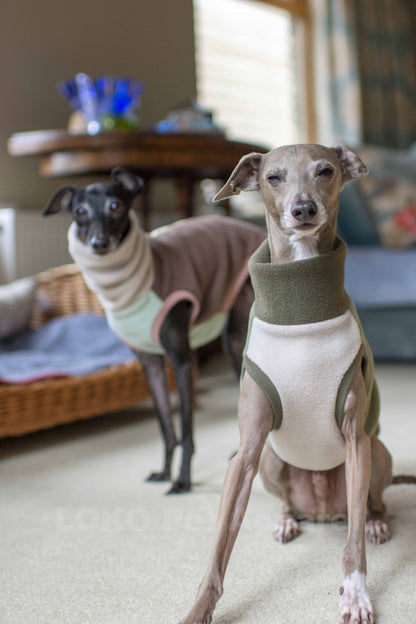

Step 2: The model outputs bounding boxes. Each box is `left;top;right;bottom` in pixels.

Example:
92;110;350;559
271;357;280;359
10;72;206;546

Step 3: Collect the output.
243;238;379;472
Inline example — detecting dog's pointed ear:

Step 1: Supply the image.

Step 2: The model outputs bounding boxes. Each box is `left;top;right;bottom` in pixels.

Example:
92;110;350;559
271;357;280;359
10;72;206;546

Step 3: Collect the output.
213;152;263;202
334;146;368;183
43;186;76;216
111;167;144;196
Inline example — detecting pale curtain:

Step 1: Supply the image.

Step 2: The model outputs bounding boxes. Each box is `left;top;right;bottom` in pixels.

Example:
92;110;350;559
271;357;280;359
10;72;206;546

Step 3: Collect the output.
312;0;416;148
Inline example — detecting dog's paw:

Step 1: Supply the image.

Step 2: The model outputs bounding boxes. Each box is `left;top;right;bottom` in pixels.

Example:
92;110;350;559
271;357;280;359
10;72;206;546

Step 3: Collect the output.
179;616;212;624
365;519;390;545
167;479;191;495
179;577;221;624
339;571;374;623
146;470;171;482
272;517;300;543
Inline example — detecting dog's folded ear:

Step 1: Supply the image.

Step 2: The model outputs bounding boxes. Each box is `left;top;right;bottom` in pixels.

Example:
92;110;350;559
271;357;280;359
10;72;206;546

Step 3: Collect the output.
111;167;144;196
213;152;263;202
334;146;368;183
43;186;76;216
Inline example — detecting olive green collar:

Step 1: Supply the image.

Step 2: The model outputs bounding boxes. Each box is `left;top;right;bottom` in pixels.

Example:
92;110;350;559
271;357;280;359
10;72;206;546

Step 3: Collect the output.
248;237;349;325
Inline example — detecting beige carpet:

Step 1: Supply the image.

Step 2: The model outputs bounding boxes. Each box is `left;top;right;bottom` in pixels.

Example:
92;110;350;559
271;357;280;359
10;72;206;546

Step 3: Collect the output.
1;356;415;624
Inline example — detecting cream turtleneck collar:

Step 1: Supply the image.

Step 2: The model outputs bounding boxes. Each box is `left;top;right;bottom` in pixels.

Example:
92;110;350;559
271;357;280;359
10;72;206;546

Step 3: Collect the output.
68;211;154;311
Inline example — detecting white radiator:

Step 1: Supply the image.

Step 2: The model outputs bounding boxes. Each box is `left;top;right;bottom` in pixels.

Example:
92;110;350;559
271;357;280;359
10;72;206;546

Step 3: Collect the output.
0;209;73;281
0;209;17;284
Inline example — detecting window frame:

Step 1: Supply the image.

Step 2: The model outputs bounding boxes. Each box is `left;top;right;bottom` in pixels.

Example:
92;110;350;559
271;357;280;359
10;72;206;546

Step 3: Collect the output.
193;0;316;144
254;0;316;142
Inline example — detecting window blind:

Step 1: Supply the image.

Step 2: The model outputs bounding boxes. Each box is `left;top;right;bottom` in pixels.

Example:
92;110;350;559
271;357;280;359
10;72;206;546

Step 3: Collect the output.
193;0;302;148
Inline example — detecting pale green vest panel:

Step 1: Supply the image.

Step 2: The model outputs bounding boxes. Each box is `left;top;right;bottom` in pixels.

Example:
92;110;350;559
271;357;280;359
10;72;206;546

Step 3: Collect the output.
107;290;227;355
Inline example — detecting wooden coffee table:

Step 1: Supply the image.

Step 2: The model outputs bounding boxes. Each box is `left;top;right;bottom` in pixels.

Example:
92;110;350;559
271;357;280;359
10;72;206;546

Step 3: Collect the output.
8;129;267;229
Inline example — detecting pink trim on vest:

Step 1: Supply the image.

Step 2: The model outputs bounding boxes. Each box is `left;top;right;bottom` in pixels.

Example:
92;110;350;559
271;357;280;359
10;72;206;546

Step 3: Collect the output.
151;290;200;345
220;260;250;313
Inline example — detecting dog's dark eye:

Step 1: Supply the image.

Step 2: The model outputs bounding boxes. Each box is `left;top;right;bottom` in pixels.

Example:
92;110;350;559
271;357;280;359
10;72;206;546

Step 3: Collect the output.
75;206;88;218
267;174;282;184
317;167;334;177
110;201;123;213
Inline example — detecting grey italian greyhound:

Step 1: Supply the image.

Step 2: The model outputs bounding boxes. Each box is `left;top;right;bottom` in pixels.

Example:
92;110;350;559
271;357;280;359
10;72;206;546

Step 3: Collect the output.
43;168;265;494
179;144;415;623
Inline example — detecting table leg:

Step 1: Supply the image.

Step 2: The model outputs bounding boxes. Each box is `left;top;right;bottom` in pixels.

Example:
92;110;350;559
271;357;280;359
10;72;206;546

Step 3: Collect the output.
175;173;194;220
222;198;231;217
139;177;151;231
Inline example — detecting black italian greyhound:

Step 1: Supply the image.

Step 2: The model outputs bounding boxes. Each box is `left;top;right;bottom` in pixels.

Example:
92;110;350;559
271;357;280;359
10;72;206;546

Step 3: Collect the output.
43;167;265;494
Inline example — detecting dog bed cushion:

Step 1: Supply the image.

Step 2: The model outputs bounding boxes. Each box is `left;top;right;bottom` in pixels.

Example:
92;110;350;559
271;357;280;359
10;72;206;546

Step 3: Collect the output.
0;277;36;339
0;314;135;383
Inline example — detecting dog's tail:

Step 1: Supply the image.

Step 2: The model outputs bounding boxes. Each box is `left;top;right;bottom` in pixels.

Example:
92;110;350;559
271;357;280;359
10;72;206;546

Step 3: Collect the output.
392;475;416;485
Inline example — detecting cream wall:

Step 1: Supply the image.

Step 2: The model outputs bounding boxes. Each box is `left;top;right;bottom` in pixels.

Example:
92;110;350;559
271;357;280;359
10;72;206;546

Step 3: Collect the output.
0;0;196;210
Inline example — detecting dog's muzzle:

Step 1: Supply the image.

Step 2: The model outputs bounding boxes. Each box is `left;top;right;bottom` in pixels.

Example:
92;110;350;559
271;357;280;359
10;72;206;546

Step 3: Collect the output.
291;200;318;222
90;235;111;254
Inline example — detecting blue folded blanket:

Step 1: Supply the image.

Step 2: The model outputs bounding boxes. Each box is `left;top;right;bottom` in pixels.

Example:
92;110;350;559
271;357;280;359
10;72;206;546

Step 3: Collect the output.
0;314;136;383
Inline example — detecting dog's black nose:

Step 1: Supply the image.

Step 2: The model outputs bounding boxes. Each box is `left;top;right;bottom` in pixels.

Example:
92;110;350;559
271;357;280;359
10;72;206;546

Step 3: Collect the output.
91;236;110;253
291;200;318;222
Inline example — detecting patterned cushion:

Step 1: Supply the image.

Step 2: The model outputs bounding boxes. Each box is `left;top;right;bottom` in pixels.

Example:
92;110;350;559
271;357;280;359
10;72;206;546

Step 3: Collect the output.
354;145;416;248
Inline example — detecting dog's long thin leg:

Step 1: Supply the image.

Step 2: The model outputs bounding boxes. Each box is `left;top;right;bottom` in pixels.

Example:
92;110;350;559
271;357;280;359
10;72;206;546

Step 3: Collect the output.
366;436;392;545
339;369;374;624
160;301;195;494
179;372;272;624
137;352;177;482
259;444;300;543
222;279;254;378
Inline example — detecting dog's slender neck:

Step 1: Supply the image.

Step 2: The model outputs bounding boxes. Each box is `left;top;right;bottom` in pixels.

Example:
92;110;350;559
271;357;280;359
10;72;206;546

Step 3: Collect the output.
265;207;338;264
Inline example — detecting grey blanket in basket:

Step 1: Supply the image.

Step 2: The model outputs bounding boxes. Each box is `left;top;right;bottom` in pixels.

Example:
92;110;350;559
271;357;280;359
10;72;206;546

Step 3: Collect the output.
0;314;135;383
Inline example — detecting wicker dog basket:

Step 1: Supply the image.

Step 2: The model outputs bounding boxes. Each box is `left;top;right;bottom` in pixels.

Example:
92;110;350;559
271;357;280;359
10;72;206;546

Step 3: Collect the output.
0;264;175;438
